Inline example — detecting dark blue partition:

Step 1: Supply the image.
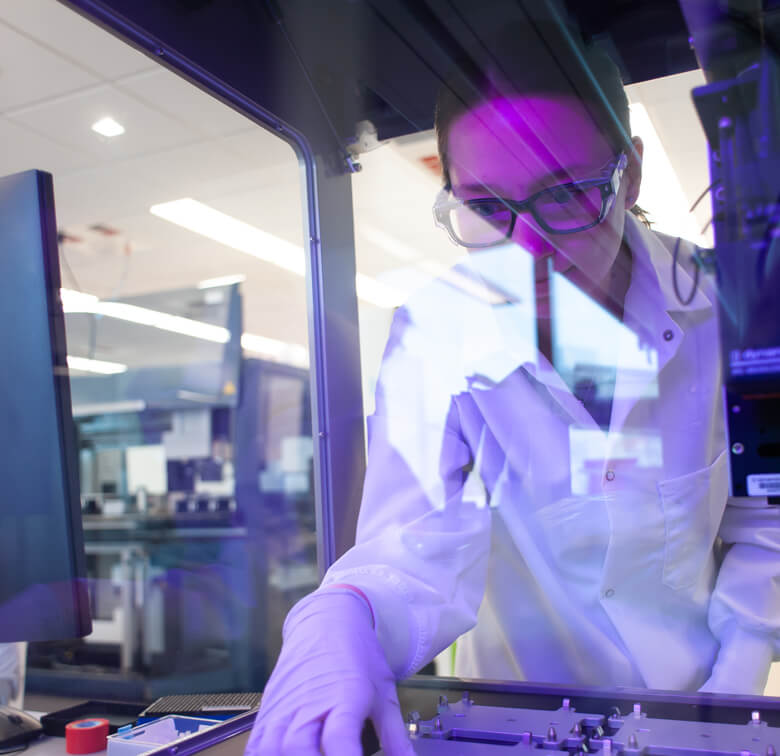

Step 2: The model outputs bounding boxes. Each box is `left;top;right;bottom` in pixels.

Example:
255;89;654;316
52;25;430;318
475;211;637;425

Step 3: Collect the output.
0;170;91;641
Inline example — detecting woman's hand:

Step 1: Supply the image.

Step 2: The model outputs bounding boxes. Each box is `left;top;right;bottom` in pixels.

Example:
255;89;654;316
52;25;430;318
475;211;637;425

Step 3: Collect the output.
245;589;414;756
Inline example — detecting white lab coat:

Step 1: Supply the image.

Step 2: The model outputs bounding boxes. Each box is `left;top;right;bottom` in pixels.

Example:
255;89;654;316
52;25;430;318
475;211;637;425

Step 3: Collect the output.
324;213;780;694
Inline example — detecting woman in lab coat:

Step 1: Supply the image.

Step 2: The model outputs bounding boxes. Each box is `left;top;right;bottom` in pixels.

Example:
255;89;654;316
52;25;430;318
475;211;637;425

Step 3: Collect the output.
247;23;780;756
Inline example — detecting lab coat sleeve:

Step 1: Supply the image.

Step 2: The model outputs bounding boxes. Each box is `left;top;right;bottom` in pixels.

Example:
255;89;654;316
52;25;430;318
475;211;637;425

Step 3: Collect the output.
322;306;492;679
705;497;780;693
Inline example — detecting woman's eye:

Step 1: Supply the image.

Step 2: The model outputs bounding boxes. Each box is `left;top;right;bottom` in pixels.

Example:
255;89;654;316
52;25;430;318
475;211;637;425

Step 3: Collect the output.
549;186;577;204
468;200;504;218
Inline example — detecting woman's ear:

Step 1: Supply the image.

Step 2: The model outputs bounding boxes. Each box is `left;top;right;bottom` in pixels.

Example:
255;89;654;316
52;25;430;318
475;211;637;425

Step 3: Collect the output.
624;135;644;209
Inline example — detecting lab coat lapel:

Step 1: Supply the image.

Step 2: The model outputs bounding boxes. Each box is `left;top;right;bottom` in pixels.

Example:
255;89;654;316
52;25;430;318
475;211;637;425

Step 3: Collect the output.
608;216;714;437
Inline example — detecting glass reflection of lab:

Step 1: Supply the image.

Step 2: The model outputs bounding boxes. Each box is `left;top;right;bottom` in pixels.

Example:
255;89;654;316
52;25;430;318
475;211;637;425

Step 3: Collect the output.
27;282;316;698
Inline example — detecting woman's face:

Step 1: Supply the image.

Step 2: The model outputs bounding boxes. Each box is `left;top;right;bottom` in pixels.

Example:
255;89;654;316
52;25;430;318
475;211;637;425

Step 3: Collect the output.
446;94;641;311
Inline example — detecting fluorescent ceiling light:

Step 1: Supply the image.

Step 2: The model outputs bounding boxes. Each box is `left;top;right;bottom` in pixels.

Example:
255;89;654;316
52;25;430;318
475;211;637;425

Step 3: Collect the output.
150;199;401;308
61;288;307;368
629;103;704;244
91;117;125;137
241;333;309;368
98;302;230;342
61;288;230;343
60;289;99;310
67;355;128;374
72;400;146;417
150;199;305;275
197;274;247;289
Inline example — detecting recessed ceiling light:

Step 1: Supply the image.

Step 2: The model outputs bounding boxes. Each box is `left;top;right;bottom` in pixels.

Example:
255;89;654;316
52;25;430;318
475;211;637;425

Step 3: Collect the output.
91;117;125;137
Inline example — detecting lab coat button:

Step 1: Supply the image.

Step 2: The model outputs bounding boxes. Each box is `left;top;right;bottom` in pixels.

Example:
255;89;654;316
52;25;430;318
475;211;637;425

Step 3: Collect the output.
663;329;674;342
605;470;615;482
604;588;615;598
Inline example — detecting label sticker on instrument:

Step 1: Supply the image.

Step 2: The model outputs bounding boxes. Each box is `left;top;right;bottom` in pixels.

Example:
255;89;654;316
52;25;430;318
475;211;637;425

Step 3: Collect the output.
747;474;780;496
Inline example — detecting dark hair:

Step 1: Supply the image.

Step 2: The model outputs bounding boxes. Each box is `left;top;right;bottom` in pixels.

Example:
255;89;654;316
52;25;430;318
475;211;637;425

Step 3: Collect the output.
435;22;632;191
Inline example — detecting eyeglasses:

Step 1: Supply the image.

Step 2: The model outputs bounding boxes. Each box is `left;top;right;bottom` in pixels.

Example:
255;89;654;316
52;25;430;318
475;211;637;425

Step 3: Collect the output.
433;152;628;249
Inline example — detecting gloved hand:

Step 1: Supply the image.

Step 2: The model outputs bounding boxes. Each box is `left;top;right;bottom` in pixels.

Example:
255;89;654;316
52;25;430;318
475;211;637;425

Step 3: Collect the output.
246;587;415;756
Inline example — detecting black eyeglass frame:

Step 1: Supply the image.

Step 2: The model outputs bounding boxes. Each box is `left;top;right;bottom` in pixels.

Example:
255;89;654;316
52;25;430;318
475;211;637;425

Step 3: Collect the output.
433;152;629;249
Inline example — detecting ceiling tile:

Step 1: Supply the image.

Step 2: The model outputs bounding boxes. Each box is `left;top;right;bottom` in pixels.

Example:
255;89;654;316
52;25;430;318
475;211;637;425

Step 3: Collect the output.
53;163;154;228
8;84;202;161
0;117;97;178
119;68;255;138
217;128;298;170
0;20;98;111
0;0;155;80
112;138;252;204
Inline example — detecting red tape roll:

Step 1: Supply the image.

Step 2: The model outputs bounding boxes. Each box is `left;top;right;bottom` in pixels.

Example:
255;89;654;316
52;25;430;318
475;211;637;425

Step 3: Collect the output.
65;718;110;754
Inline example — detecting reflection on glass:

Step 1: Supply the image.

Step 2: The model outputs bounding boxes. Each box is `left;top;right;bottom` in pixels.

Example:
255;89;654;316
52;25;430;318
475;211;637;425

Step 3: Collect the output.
65;283;242;413
339;20;779;699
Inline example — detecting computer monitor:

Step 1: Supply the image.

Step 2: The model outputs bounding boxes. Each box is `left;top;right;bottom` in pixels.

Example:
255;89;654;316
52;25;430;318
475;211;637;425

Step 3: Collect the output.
0;170;91;641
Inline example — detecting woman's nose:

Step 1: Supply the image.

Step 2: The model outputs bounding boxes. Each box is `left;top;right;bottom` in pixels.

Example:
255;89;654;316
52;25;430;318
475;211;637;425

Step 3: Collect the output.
510;215;557;259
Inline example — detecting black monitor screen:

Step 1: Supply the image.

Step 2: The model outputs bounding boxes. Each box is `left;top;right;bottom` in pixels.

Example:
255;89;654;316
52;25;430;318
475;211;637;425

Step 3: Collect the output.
0;170;91;641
